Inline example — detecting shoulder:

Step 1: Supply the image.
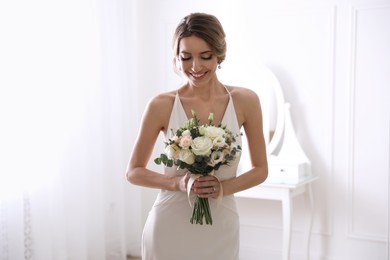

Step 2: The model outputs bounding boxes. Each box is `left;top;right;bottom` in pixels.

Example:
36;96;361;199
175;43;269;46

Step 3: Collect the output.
143;90;177;131
226;85;260;106
147;90;176;110
225;85;262;126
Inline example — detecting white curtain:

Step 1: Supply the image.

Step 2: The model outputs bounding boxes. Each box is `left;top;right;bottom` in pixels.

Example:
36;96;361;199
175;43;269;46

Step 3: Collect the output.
0;1;135;259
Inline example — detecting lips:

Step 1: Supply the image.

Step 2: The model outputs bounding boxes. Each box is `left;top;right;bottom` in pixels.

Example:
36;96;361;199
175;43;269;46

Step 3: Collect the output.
190;71;207;79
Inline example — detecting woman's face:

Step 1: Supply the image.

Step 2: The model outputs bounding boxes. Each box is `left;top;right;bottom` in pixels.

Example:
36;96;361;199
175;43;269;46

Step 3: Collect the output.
177;35;219;84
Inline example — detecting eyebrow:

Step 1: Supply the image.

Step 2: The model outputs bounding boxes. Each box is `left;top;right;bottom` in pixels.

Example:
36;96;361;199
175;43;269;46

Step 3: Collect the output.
180;51;213;55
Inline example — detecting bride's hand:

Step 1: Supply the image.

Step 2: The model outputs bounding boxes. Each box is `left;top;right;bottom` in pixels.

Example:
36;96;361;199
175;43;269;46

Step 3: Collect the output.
192;175;222;199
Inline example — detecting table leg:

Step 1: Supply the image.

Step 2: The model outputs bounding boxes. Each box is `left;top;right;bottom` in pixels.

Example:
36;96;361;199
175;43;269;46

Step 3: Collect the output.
303;183;314;260
282;194;292;260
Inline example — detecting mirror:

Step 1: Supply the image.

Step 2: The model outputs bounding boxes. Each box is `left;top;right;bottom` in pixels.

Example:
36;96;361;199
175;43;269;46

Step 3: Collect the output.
218;64;285;153
218;64;285;174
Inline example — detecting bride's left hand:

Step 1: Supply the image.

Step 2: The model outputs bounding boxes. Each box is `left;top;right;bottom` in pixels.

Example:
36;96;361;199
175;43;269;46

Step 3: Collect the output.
192;175;222;199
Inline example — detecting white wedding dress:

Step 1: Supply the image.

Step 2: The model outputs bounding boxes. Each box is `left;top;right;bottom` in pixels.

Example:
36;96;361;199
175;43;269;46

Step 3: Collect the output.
142;88;242;260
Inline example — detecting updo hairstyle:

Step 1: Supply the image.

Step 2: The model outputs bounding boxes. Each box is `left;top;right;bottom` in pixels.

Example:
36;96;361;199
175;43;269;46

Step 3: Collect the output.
172;13;227;64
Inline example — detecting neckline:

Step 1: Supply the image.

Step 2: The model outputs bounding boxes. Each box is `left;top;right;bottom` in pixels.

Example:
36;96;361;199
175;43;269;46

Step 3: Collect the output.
176;85;231;126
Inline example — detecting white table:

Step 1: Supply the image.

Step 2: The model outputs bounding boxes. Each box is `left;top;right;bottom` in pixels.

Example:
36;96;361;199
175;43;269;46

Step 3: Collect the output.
236;175;319;260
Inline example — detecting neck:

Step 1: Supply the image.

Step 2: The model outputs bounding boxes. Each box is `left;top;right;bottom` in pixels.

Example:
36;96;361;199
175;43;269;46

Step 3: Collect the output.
186;81;225;100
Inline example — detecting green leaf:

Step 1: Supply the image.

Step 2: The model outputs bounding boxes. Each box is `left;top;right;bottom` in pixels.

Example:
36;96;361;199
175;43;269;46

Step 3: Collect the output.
167;159;173;167
154;158;161;165
160;153;168;161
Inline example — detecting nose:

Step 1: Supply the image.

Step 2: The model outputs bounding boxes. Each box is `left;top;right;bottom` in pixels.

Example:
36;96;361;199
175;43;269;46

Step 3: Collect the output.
191;58;202;72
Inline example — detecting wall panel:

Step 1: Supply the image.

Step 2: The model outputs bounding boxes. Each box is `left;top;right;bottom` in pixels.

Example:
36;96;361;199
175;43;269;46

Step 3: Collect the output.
348;5;390;242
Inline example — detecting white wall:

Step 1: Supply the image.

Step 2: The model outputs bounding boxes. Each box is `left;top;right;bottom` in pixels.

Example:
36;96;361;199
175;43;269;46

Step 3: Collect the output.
124;0;390;259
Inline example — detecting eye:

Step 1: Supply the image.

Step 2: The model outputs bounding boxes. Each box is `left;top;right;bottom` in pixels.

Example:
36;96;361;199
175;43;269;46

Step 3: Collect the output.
180;55;191;61
201;55;213;60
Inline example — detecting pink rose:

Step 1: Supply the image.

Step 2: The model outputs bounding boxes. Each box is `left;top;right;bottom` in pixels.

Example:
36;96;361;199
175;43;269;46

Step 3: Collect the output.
179;135;192;149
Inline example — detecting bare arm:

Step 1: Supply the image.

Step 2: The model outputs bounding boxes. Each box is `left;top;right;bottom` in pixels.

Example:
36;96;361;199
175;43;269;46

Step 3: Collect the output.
221;87;268;195
126;93;188;192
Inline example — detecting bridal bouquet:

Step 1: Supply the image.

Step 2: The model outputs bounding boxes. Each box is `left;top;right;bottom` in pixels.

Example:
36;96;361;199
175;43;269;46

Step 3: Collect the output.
154;110;241;225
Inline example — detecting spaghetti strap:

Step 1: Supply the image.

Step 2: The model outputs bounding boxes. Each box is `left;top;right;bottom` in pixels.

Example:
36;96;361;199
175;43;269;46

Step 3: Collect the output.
223;84;232;96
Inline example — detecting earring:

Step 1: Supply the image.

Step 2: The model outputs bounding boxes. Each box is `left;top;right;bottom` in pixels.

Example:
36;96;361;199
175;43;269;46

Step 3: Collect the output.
218;64;221;69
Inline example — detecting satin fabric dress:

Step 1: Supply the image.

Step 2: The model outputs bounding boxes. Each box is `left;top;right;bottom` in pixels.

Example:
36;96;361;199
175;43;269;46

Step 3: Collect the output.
142;88;242;260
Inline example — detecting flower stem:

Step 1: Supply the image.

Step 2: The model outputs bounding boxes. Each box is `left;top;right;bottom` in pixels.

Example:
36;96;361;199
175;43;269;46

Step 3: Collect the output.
190;197;213;225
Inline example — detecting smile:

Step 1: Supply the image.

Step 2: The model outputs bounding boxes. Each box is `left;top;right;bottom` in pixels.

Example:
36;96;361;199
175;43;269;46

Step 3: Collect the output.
190;71;207;79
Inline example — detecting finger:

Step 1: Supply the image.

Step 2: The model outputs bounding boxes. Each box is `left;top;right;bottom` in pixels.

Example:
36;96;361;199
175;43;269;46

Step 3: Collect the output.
197;187;218;198
193;185;213;195
197;175;218;182
194;178;219;187
204;185;218;194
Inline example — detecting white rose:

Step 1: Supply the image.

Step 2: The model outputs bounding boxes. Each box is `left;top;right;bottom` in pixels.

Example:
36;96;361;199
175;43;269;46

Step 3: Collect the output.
213;135;226;148
190;136;213;156
204;126;225;140
209;151;224;166
165;144;180;159
179;149;195;165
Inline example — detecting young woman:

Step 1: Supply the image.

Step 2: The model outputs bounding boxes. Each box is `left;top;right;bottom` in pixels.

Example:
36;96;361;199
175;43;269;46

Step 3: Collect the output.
126;12;268;260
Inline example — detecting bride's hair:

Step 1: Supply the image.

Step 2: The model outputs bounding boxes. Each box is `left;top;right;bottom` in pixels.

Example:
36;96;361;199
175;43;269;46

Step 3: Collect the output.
172;13;226;65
